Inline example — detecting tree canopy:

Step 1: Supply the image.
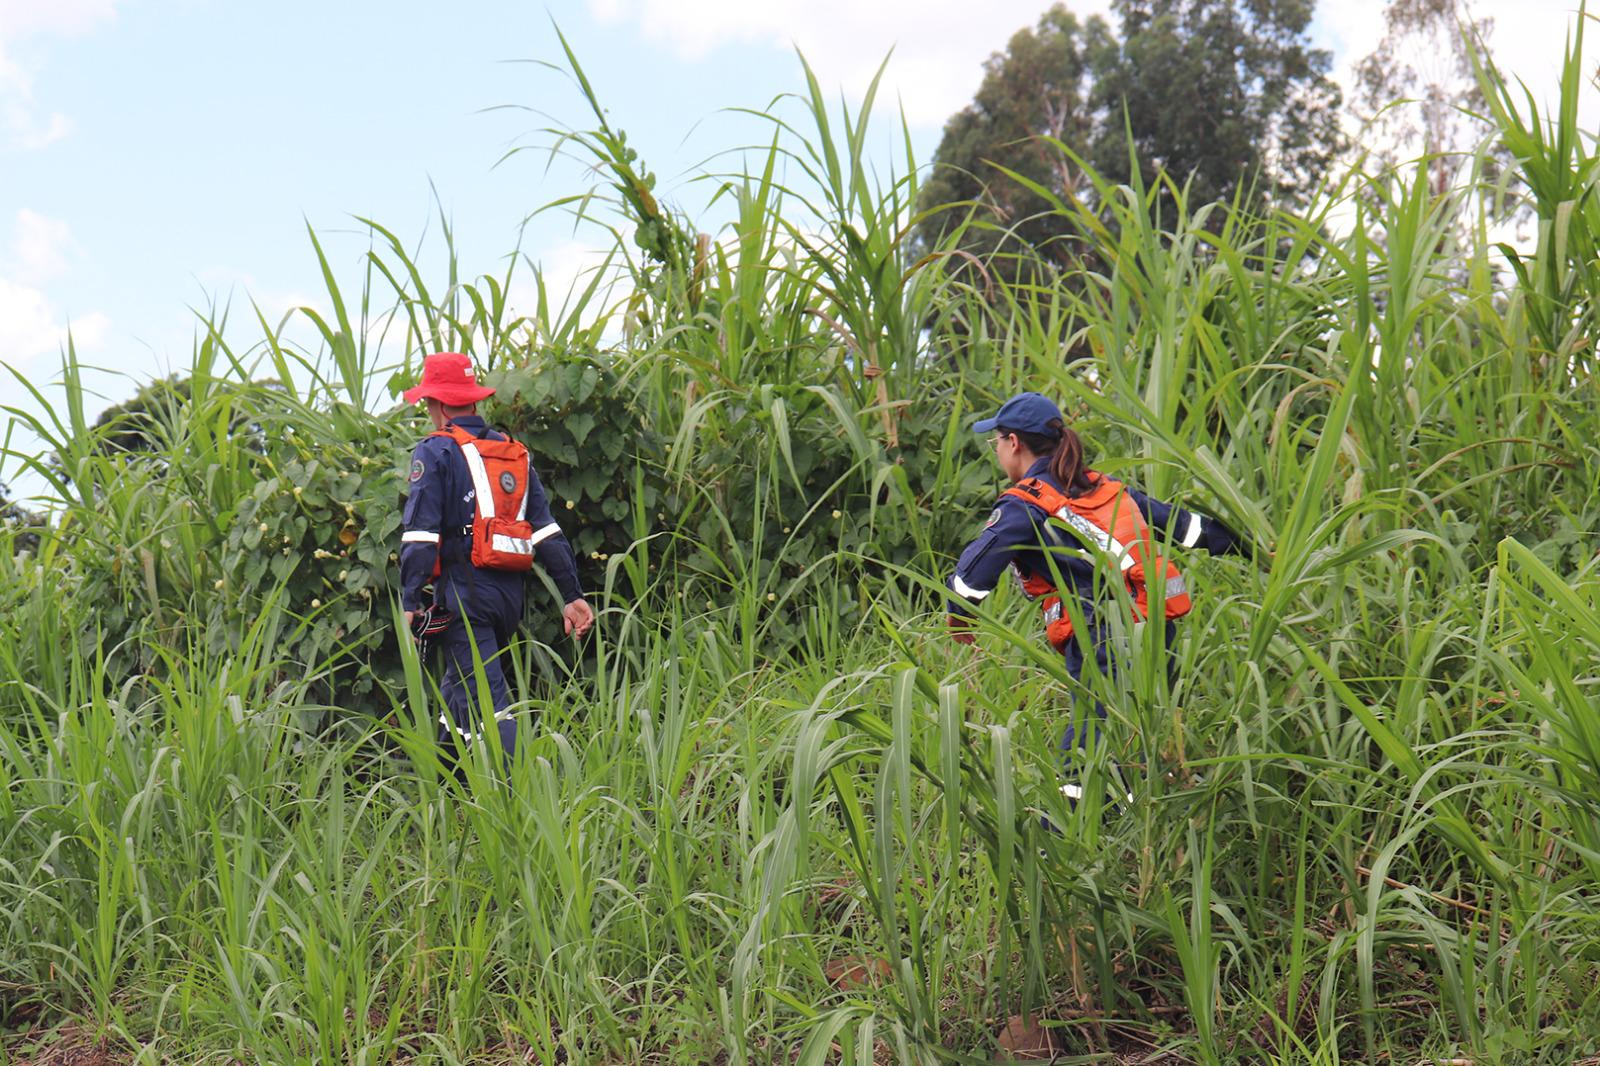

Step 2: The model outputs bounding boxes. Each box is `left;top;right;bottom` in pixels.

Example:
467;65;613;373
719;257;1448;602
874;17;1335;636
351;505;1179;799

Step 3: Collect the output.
916;0;1344;265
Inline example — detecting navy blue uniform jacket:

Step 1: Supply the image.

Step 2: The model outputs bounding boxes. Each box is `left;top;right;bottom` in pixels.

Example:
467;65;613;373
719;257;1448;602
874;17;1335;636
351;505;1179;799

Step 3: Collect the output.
947;457;1245;627
400;416;583;621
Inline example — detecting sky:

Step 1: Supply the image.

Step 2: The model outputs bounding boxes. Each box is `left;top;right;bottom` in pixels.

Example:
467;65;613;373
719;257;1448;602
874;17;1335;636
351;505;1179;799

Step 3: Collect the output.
0;0;1591;500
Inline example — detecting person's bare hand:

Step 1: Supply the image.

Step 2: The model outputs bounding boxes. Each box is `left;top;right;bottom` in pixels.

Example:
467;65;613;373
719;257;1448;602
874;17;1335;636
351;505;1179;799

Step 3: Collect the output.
403;610;415;631
563;598;595;639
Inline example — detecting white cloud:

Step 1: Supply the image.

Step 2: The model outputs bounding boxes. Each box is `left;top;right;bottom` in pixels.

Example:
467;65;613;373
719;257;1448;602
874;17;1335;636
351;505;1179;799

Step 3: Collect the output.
510;239;622;316
0;0;120;37
587;0;1113;128
14;208;74;279
0;277;109;366
0;39;73;149
192;266;325;320
0;210;109;368
592;0;1586;139
0;0;118;152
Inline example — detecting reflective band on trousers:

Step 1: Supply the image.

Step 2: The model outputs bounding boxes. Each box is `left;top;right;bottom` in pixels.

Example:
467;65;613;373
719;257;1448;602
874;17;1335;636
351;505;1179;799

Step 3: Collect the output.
439;709;514;743
1061;782;1133;804
402;530;440;544
1180;513;1204;548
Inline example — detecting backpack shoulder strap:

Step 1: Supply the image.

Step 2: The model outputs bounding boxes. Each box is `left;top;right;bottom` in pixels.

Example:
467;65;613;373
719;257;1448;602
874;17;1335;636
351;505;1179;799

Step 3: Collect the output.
429;424;475;447
1003;477;1070;515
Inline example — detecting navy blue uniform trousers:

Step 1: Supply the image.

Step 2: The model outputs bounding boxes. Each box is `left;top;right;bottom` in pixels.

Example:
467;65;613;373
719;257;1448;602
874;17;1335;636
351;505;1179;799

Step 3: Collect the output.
434;608;519;761
1058;620;1177;755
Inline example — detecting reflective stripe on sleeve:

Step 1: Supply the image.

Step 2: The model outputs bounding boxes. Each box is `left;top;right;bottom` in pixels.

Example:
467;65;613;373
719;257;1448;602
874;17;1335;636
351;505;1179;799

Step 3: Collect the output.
528;522;562;546
401;530;441;544
1180;513;1204;548
951;574;992;601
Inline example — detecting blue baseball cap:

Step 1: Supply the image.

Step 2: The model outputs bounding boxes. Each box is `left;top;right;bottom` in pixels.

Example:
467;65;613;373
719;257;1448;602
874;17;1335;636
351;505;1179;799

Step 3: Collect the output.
973;391;1063;435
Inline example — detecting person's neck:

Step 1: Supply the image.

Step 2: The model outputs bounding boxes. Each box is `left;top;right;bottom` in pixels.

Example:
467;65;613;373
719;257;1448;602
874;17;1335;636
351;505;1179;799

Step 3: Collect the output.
1011;453;1045;482
433;409;477;430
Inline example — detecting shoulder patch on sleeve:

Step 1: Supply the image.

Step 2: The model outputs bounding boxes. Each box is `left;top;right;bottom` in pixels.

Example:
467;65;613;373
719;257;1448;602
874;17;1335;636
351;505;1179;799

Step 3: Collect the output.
985;507;1002;528
409;458;425;482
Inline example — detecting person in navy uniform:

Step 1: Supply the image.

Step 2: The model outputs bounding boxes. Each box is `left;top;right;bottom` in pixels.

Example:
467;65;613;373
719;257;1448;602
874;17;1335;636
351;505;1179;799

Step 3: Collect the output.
947;391;1249;801
399;351;594;762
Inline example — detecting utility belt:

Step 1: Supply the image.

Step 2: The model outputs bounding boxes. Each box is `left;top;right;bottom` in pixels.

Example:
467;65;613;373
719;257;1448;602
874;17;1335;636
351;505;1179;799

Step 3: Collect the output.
435;525;480;567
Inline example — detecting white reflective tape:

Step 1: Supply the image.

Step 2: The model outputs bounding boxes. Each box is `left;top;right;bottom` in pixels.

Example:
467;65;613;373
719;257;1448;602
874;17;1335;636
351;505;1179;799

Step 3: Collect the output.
491;533;536;556
1060;782;1133;805
402;530;441;544
1180;513;1204;548
439;710;517;744
1166;574;1187;598
457;442;496;520
951;574;992;601
1054;508;1135;570
528;522;562;546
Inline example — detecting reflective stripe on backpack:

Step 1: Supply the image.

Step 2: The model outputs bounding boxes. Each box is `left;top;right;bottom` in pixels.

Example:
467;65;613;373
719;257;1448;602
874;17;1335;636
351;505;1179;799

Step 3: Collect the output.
432;425;548;572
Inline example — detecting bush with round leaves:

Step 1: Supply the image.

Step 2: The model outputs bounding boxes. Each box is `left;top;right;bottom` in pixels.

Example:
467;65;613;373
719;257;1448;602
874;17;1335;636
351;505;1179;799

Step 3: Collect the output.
484;349;664;601
218;413;408;716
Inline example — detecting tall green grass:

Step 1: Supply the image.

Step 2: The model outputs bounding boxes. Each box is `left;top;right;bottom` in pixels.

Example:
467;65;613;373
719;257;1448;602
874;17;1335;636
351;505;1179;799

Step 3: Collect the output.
3;19;1599;1065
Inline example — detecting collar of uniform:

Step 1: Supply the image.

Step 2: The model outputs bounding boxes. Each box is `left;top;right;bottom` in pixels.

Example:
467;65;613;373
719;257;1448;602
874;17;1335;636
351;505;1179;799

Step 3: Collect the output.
443;415;489;436
1020;456;1100;499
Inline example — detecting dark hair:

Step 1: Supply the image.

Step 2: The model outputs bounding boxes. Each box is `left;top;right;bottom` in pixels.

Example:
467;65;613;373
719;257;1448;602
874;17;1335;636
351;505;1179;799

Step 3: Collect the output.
997;417;1093;492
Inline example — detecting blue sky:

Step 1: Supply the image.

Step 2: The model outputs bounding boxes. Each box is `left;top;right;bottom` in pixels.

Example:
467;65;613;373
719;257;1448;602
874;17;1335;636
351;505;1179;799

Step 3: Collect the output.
0;0;1587;499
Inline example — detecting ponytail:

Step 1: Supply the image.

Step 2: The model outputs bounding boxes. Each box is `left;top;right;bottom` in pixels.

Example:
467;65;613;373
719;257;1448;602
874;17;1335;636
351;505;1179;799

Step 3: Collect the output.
1045;418;1093;492
999;417;1094;493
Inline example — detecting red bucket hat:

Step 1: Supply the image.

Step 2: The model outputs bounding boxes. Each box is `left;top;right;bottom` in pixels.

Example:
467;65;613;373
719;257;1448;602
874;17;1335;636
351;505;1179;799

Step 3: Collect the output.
402;352;496;406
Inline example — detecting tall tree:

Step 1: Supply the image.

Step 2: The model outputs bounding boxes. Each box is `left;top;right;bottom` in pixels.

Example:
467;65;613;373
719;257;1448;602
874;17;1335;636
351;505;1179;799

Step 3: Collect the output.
914;6;1114;273
1092;0;1343;210
84;375;278;460
91;375;194;456
1351;0;1502;195
915;0;1344;267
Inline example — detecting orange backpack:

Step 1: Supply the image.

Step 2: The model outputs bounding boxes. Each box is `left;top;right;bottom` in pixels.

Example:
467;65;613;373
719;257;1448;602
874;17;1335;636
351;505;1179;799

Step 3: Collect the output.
1002;473;1191;650
431;424;545;571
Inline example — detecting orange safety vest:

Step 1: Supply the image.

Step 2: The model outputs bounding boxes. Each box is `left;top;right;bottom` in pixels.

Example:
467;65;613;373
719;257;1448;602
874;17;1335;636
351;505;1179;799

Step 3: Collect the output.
430;424;541;572
1002;473;1191;651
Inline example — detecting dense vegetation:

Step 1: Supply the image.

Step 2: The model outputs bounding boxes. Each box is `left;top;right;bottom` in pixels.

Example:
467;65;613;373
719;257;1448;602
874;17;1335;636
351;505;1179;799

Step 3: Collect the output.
2;26;1598;1066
